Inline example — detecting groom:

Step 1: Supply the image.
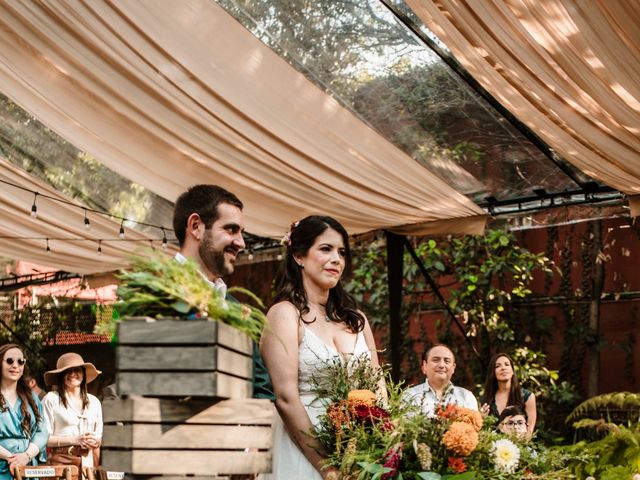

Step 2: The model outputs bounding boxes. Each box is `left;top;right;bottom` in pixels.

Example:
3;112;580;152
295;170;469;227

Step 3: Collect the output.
172;184;273;399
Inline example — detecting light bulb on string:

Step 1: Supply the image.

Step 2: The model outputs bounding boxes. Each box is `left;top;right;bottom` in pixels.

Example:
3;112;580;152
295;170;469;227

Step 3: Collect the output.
247;249;254;261
161;228;168;249
84;209;91;230
97;240;102;256
119;219;125;239
30;192;38;219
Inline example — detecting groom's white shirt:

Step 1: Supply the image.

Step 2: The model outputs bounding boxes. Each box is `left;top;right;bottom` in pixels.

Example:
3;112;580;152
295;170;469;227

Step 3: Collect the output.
174;252;227;299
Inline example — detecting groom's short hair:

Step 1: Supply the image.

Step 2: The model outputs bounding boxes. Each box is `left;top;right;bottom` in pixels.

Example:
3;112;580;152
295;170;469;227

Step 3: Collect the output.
422;344;456;363
172;184;243;246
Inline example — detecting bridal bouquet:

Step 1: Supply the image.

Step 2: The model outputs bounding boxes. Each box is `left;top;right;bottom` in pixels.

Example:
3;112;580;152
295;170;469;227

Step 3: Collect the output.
310;358;572;479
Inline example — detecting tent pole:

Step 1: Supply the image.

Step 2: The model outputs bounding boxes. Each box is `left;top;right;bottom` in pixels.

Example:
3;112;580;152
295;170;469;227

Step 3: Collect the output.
401;237;481;361
385;231;404;383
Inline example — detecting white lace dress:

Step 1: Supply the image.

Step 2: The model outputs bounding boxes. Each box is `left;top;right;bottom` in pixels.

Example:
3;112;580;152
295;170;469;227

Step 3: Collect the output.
262;326;371;480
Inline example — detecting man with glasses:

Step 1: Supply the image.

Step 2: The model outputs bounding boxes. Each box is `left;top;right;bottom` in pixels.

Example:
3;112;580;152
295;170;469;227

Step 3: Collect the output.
497;405;529;439
172;184;273;399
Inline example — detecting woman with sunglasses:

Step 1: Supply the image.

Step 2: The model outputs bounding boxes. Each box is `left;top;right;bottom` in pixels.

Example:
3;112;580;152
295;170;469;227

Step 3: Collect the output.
42;353;103;472
0;343;48;479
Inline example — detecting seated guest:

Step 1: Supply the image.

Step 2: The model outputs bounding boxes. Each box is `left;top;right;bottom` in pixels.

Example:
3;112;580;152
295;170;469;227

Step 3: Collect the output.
481;352;536;438
497;405;529;440
403;344;478;417
0;344;48;479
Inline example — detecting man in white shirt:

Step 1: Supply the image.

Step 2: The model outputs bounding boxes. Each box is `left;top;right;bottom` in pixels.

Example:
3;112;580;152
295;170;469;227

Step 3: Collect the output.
172;184;273;399
403;344;478;417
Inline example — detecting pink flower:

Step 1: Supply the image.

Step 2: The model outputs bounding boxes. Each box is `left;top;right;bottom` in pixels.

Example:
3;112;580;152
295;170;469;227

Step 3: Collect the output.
381;442;403;480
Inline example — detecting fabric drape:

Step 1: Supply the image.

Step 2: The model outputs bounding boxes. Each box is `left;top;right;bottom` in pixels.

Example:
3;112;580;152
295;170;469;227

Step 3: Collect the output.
0;0;487;240
0;156;172;274
407;0;640;211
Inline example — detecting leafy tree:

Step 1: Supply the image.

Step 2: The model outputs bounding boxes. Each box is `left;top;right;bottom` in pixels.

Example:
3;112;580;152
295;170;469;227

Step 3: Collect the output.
346;229;579;440
0;93;173;233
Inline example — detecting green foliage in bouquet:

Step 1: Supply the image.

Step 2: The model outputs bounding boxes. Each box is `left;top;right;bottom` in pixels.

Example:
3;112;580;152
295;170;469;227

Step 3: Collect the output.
116;251;266;341
309;357;573;479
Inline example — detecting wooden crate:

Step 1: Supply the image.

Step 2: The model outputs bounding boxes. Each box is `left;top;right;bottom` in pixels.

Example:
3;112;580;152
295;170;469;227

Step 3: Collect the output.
117;317;253;398
101;397;274;476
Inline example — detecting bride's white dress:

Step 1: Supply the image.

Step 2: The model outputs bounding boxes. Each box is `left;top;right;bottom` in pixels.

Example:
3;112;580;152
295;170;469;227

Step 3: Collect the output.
262;326;371;480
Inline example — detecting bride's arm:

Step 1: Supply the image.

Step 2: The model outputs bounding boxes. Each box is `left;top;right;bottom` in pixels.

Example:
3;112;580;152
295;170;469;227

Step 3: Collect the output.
260;302;337;478
362;315;387;401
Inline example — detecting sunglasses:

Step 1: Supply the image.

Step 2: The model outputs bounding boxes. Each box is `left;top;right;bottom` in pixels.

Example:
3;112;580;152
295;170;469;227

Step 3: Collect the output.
4;357;26;366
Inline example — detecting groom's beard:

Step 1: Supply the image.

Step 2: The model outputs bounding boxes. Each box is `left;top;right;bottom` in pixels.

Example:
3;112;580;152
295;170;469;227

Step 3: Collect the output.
199;235;230;277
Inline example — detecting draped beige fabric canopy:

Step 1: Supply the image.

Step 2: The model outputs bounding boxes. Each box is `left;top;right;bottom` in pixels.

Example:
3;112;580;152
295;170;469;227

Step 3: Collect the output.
0;156;174;274
406;0;640;215
0;0;487;264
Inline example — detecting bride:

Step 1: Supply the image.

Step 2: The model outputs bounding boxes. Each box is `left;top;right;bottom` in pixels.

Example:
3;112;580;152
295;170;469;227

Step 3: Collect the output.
260;216;381;480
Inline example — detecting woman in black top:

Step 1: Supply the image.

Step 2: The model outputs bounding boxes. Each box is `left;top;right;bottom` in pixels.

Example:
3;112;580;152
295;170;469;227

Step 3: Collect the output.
481;352;536;438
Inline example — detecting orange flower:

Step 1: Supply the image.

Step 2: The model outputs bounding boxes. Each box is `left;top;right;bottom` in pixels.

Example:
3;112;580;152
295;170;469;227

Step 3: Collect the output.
437;405;483;431
327;400;351;429
442;421;479;456
347;389;376;406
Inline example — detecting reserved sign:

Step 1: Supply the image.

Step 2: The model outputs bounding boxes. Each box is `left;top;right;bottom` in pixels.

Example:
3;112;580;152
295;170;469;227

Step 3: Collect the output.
25;468;56;477
106;472;125;480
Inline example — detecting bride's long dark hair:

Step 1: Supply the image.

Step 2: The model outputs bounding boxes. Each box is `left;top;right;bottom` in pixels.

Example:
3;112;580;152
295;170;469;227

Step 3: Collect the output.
273;215;365;333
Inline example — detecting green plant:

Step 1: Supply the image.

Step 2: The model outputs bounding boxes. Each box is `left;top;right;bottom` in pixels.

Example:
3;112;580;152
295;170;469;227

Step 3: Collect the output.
117;251;266;341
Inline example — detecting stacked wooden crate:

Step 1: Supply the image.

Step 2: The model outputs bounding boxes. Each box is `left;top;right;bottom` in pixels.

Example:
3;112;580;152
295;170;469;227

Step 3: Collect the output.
101;318;274;478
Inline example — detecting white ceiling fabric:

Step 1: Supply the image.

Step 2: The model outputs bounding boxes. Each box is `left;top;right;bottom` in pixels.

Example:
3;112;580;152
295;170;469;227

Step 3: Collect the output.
0;0;486;260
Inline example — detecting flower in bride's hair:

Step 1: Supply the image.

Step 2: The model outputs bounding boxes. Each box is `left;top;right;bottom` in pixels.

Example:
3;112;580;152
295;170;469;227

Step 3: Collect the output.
442;421;479;456
347;389;376;406
280;220;299;246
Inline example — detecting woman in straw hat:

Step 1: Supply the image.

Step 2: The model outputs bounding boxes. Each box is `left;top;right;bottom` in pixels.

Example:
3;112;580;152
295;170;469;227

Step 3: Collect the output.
42;353;103;471
0;343;48;479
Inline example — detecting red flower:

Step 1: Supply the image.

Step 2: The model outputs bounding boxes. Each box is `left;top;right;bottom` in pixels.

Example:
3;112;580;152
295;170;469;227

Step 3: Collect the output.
448;457;467;473
381;442;403;480
353;404;390;423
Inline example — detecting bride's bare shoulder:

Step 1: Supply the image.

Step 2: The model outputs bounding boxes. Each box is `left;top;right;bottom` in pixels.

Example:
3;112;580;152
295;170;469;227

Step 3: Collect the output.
267;301;299;322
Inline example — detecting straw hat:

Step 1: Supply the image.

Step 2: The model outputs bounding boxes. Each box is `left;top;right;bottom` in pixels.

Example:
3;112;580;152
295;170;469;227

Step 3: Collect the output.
44;352;101;386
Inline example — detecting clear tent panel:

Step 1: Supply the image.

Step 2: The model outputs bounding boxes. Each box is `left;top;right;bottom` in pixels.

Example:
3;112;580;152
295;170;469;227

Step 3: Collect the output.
0;92;175;238
216;0;600;204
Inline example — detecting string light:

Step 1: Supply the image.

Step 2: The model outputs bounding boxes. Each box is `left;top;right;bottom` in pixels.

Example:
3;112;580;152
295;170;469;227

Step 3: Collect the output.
1;178;174;234
97;239;102;255
45;238;51;255
119;219;125;239
30;192;38;219
161;228;167;249
247;249;254;261
83;209;91;230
